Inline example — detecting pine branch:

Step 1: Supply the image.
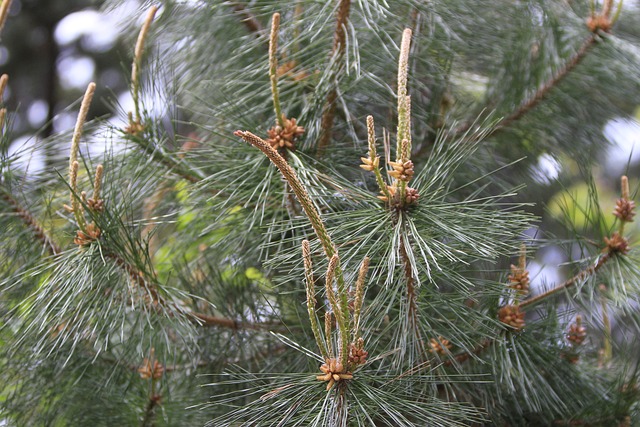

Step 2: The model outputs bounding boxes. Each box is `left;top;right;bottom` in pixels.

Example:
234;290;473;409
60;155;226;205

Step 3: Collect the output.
191;312;279;331
229;2;264;38
398;232;426;357
444;243;619;366
141;394;161;427
106;249;276;331
128;134;202;184
519;248;611;309
0;189;61;255
453;34;598;138
317;0;351;154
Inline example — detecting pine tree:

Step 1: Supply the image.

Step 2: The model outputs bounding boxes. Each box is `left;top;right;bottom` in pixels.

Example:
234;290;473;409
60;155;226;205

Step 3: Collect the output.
1;1;640;425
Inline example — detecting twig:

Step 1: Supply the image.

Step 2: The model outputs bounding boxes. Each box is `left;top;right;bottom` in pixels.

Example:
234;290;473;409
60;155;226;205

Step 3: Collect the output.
229;2;263;37
106;250;275;331
519;250;611;309
453;34;598;138
444;339;492;367
132;6;159;126
398;233;427;357
190;311;279;331
445;248;615;366
141;393;161;427
316;0;351;154
129;135;202;184
0;0;12;36
0;190;61;255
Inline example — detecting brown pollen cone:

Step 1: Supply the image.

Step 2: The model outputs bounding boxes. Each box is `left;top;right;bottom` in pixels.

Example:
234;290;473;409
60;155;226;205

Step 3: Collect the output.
316;358;353;391
404;187;419;205
498;305;525;331
613;198;636;223
586;15;612;33
388;160;414;182
428;336;452;355
348;341;368;366
266;116;304;151
74;223;101;246
139;357;165;380
604;232;629;255
567;317;587;346
508;264;530;295
87;198;104;212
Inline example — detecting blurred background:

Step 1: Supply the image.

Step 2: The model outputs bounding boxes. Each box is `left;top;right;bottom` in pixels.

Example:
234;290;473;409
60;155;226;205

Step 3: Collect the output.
1;0;140;167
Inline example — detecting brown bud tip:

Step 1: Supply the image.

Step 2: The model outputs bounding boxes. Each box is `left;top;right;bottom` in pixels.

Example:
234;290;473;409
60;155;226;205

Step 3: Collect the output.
621;175;630;200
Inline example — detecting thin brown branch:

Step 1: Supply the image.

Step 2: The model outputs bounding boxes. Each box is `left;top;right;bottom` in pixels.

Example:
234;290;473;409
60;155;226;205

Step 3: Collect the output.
229;2;264;37
1;190;61;255
106;250;276;331
443;339;492;367
190;311;279;331
444;248;616;366
129;135;202;184
398;234;427;357
519;249;611;309
316;0;351;154
453;34;598;137
141;394;161;427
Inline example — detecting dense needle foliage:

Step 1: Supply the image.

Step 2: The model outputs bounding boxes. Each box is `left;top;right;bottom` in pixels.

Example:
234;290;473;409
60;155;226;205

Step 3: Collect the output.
1;1;640;425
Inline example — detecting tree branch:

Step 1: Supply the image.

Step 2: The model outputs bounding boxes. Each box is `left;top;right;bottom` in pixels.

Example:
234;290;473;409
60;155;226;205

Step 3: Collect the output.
129;135;202;184
444;246;617;366
453;34;598;138
1;189;61;255
229;2;264;37
316;0;351;154
398;234;426;357
106;249;277;331
519;249;611;309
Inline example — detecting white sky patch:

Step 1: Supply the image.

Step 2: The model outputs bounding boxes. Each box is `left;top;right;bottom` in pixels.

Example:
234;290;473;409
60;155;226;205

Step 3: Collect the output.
54;10;119;52
531;153;561;185
53;112;76;134
27;100;48;128
57;56;96;90
604;118;640;174
7;135;45;176
527;259;563;297
0;46;9;66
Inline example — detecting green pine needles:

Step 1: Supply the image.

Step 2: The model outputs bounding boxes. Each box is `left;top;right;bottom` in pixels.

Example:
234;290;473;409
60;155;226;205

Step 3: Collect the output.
1;0;640;425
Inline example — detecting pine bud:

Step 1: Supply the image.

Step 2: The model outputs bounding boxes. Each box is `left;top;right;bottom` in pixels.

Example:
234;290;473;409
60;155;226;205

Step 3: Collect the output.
567;315;587;346
266;116;304;151
613;198;636;223
74;223;101;246
498;305;525;331
604;232;629;255
428;336;452;355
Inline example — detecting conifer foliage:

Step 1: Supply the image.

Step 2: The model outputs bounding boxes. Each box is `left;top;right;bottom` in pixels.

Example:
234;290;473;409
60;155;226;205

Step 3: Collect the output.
1;1;640;425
